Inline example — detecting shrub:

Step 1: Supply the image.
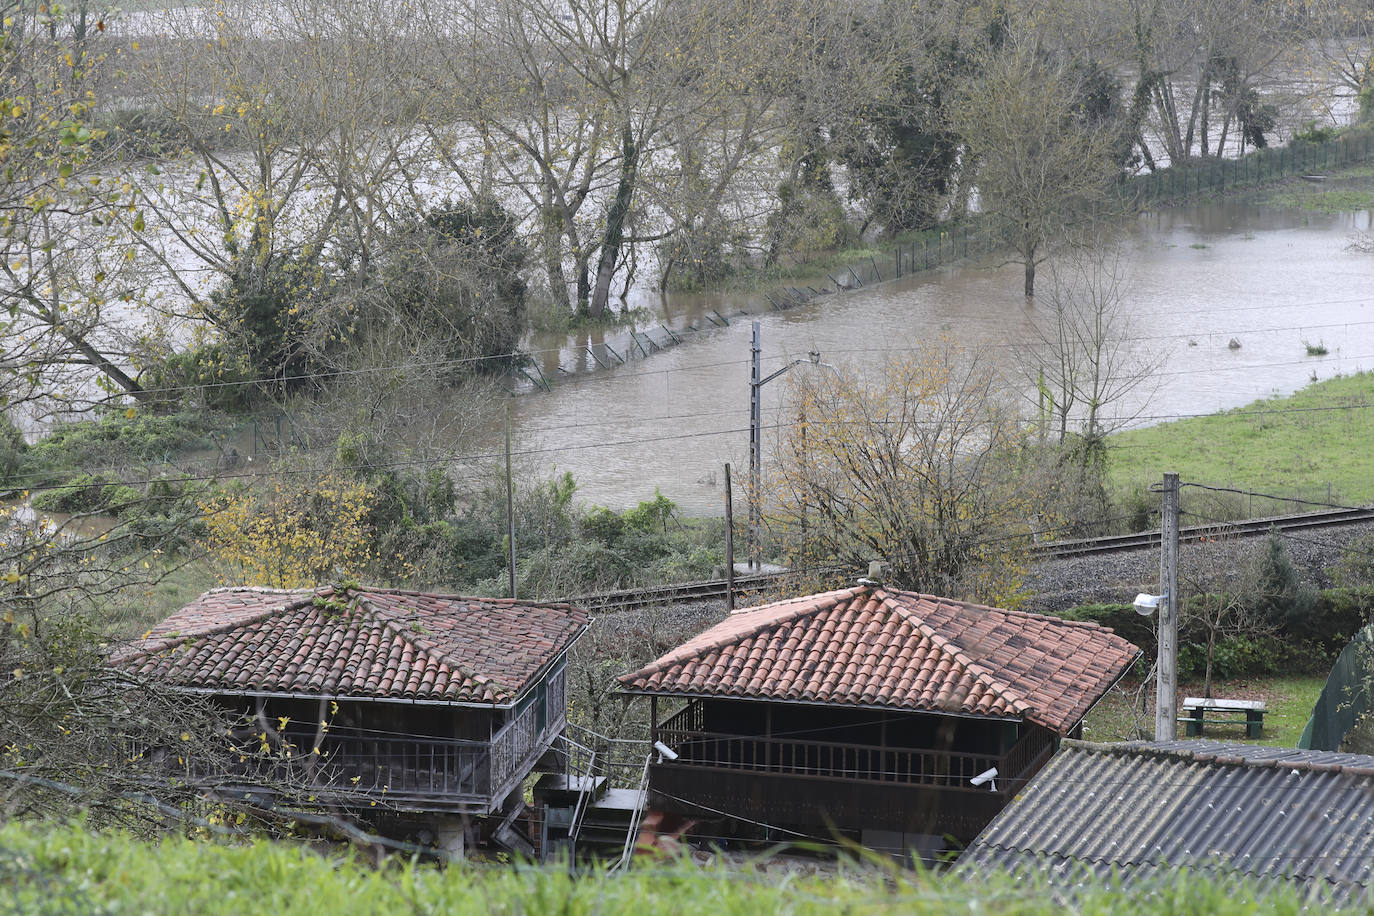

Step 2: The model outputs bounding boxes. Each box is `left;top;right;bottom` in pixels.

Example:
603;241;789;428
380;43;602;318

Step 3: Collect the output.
199;474;379;588
22;411;225;475
31;473;124;515
1244;527;1318;630
1293;121;1338;144
140;344;255;412
1330;536;1374;589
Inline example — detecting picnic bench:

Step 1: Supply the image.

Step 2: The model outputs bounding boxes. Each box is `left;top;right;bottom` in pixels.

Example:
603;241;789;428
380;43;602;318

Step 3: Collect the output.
1180;697;1266;739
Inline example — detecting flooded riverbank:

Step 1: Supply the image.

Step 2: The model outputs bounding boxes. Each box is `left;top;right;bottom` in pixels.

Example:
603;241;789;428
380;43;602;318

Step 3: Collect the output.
490;199;1374;515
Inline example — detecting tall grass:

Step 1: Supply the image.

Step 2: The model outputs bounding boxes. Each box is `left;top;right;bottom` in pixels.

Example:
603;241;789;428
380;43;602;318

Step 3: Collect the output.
0;821;1353;915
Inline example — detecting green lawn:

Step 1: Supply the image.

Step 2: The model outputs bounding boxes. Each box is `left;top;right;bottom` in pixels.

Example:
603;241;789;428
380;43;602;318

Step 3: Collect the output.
1107;371;1374;515
1083;675;1325;746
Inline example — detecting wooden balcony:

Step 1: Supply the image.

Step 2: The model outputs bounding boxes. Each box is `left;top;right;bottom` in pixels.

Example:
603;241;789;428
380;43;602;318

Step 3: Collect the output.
187;701;564;815
650;704;1056;841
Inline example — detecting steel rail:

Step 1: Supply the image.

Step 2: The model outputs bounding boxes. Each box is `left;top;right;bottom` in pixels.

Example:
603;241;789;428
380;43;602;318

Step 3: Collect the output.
566;507;1374;612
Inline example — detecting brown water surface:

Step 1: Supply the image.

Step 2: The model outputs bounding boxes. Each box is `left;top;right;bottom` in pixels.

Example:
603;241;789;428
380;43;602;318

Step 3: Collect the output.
486;202;1374;514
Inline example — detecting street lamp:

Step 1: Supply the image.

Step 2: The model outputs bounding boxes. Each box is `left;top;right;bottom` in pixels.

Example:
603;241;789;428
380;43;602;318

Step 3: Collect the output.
747;320;832;570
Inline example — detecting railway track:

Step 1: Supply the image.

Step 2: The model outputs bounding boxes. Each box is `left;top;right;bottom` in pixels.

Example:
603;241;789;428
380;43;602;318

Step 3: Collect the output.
569;506;1374;612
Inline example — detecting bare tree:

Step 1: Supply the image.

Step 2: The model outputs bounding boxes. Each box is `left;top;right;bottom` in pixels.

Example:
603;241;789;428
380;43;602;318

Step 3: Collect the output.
123;0;424;382
1021;243;1162;447
1113;0;1295;165
953;27;1126;296
767;341;1046;606
0;2;158;418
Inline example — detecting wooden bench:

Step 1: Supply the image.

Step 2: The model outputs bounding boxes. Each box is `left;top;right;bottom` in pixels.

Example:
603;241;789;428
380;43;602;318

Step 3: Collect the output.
1180;697;1266;739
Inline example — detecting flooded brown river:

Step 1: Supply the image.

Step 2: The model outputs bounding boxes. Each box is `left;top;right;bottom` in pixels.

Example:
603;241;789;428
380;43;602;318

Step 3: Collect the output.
489;201;1374;514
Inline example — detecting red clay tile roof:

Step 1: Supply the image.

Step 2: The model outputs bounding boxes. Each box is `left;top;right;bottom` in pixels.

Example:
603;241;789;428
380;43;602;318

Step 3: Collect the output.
110;586;589;706
618;585;1139;734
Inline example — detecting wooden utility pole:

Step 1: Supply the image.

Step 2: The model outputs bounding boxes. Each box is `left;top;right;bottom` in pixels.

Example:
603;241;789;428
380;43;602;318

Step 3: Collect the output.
505;407;517;600
724;463;736;611
1155;472;1180;741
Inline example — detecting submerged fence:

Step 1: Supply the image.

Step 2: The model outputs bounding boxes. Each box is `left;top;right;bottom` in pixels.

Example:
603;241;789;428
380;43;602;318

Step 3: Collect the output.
508;127;1374;391
1121;129;1374;205
756;127;1374;315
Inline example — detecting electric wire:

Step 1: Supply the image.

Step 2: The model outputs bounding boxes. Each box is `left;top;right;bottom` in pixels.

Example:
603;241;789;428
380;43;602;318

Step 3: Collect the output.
1178;482;1363;513
24;301;1374;403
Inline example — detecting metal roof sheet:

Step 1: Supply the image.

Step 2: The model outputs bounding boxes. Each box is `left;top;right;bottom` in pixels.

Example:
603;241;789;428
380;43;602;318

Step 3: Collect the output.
961;739;1374;897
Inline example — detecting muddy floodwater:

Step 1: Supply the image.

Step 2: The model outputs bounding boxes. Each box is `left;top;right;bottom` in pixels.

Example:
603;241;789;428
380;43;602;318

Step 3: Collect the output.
483;201;1374;515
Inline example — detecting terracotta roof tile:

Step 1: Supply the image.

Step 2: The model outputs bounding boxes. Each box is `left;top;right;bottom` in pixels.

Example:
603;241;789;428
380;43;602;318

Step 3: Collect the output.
110;586;588;706
619;585;1140;734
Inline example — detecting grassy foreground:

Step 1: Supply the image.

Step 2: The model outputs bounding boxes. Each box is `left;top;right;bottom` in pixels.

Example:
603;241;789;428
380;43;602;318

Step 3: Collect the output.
0;821;1353;915
1107;371;1374;512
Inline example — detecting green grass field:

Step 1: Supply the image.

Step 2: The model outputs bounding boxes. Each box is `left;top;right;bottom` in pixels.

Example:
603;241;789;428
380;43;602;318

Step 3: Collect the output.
1106;371;1374;514
1083;676;1325;746
0;821;1349;915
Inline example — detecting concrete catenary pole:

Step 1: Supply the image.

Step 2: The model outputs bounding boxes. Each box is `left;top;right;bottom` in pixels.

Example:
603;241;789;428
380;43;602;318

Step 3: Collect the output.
724;463;736;612
748;321;762;570
505;406;517;600
1155;472;1180;741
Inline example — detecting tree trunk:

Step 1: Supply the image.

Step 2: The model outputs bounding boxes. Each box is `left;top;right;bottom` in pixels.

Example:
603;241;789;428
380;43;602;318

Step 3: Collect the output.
573;254;591;318
62;329;153;403
540;191;570;313
1204;630;1216;699
589;125;639;319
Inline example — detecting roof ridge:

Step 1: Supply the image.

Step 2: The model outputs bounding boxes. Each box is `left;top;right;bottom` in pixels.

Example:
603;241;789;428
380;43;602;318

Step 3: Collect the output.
341;584;581;611
624;585;868;683
1095;740;1374;777
881;592;1036;721
356;595;508;698
110;590;318;665
885;587;1119;634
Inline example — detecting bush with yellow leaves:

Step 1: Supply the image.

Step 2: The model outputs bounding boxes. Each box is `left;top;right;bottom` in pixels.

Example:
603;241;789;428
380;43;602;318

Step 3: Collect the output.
200;473;378;588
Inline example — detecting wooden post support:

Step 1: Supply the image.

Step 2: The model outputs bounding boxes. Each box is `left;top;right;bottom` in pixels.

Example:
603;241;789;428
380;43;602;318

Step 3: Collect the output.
1155;472;1180;741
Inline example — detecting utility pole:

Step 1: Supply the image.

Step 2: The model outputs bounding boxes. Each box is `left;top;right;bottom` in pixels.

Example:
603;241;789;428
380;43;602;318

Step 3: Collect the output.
748;322;762;570
505;406;517;600
724;463;735;612
1155;472;1180;741
746;320;832;572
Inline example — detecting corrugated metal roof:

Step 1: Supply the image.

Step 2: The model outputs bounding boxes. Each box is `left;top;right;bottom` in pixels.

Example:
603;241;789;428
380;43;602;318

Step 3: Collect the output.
961;739;1374;897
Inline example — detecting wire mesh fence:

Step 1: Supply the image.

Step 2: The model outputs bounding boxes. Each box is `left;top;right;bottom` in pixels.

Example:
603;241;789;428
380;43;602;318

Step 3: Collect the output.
506;128;1374;392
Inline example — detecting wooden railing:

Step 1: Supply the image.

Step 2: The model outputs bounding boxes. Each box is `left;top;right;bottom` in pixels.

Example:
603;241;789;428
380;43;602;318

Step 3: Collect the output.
1002;726;1057;784
280;730;492;800
490;701;542;795
654;726;1007;792
656;700;705;736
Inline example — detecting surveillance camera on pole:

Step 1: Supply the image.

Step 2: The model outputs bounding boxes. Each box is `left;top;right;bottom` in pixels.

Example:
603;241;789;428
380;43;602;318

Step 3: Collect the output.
970;767;999;792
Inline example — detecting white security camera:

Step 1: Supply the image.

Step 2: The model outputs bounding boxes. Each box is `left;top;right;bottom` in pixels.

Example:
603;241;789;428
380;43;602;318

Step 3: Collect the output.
653;740;679;762
1134;593;1163;616
970;767;999;791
